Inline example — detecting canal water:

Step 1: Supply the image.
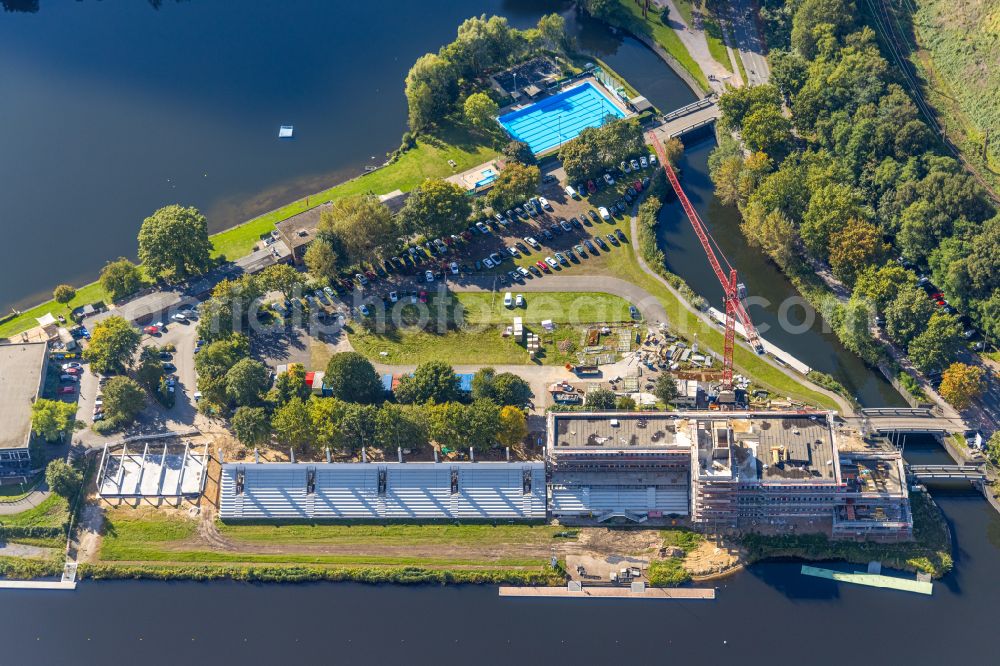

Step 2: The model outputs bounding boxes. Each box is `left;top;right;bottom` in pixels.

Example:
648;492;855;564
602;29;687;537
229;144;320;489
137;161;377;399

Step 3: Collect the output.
2;5;990;662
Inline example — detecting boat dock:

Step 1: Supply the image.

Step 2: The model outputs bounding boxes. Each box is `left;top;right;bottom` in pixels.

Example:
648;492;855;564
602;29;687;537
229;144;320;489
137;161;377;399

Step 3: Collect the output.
800;565;933;595
0;580;77;590
499;586;715;600
707;307;811;374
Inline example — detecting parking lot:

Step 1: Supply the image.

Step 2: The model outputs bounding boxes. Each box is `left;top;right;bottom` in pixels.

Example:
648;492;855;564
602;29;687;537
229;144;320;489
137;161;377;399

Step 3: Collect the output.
332;159;658;314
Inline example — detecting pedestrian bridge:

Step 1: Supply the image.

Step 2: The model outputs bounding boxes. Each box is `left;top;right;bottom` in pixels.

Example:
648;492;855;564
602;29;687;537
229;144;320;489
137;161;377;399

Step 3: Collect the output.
849;408;965;435
909;464;986;482
659;98;720;139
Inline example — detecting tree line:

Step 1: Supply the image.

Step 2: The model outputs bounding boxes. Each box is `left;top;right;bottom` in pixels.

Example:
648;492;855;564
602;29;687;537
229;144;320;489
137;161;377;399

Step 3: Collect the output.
710;0;997;401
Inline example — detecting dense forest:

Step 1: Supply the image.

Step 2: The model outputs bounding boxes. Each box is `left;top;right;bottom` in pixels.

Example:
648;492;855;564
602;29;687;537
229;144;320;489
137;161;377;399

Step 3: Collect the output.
710;0;998;375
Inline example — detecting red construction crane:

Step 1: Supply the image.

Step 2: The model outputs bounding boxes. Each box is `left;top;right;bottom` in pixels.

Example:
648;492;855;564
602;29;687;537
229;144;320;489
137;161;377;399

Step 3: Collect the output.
649;133;764;389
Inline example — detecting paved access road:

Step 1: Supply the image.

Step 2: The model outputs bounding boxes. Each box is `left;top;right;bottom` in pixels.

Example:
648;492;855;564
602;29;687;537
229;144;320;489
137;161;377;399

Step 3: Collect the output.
724;0;770;86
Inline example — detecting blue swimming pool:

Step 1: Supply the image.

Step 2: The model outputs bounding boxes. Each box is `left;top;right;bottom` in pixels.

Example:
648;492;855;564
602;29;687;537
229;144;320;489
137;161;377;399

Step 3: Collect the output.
497;81;625;155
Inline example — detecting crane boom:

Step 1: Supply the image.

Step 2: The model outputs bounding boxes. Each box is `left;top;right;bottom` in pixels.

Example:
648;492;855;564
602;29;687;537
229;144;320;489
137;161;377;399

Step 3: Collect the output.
648;132;764;389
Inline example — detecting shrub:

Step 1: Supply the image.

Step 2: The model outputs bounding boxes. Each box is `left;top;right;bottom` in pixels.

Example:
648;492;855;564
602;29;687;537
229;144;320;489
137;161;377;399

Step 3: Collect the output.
53;284;76;303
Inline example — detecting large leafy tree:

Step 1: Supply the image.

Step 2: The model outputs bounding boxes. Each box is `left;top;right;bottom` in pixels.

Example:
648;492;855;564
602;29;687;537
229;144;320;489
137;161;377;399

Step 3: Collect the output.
497;405;528;448
324;352;383;404
45;460;83;499
338;403;378;452
404;53;456;132
491;373;533;408
259;264;302;301
53;284;75;304
395;361;461;404
271;397;313;451
31;399;78;442
828;218;889;285
487;162;539;213
884;285;935;348
586;387;616;410
135;346;165;389
102;376;146;423
741;104;793;159
374;404;428;451
800;182;867;258
463;92;499;130
138;204;212;280
270;363;310;407
464;399;500;452
853;262;915;313
907;313;963;373
224;358;271;407
308;396;347;450
400;178;472;238
231;406;272;446
100;258;144;302
85;315;140;375
194;333;250;409
304;238;340;284
938;363;984;410
653;373;679;406
317;195;399;266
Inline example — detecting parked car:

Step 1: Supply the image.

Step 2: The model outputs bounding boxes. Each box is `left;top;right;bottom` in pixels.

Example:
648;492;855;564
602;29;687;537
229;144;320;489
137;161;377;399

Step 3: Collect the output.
503;292;513;308
425;270;435;283
163;362;177;372
570;217;582;229
555;252;569;267
565;185;579;200
595;236;610;251
517;266;530;279
566;248;578;262
450;261;459;275
59;374;78;383
355;273;368;286
389;291;399;303
574;244;587;257
542;229;554;241
490;252;504;265
586;180;597;194
640;155;648;168
524;236;541;249
545;256;559;269
630;159;640;171
603;173;615;186
588;210;600;224
475;221;489;234
649;153;657;165
61;362;82;371
559;220;573;233
64;366;82;375
630;305;640;319
58;386;76;395
507;247;520;258
483;257;495;269
599;207;611;221
615;229;627;242
359;304;371;316
418;290;428;304
606;233;620;247
543;174;557;184
621;160;630;173
528;264;542;277
143;325;160;335
539;196;552;210
515;294;525;307
537;260;551;273
584;239;597;253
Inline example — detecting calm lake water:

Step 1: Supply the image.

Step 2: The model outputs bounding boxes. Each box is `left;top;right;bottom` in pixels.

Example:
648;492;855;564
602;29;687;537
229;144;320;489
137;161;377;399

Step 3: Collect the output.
4;7;989;664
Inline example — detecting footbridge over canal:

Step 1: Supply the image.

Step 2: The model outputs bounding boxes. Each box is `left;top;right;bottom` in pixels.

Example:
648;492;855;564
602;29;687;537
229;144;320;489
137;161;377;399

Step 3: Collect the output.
908;464;986;482
659;97;720;139
847;408;966;436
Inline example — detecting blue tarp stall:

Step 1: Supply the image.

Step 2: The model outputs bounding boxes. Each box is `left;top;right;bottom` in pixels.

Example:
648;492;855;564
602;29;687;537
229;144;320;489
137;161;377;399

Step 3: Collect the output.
381;374;393;394
457;373;474;393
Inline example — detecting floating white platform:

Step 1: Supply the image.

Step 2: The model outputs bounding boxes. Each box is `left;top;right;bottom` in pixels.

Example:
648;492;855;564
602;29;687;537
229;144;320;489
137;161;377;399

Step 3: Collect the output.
278;125;294;138
0;580;77;590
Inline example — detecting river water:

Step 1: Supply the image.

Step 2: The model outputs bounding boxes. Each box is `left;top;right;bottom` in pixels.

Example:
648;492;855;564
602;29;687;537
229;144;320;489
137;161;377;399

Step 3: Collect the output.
2;4;990;663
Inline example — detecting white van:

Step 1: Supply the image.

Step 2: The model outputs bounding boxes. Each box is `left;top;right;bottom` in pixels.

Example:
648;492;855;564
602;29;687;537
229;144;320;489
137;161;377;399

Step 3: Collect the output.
565;185;579;200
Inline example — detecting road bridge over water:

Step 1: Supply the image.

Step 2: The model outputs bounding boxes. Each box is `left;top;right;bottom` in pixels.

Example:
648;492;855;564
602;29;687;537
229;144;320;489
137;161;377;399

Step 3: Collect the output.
658;98;720;140
847;408;966;436
909;464;986;482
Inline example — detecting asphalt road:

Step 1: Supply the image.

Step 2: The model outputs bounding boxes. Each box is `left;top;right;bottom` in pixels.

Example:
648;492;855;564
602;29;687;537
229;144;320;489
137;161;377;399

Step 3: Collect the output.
725;0;770;86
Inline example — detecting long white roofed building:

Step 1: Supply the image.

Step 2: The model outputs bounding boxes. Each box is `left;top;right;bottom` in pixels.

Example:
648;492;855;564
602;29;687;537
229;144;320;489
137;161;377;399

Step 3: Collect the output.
219;461;546;521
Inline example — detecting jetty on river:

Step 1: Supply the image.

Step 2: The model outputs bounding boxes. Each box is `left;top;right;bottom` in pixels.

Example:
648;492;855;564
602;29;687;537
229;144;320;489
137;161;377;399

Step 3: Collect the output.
801;565;933;595
499;585;715;600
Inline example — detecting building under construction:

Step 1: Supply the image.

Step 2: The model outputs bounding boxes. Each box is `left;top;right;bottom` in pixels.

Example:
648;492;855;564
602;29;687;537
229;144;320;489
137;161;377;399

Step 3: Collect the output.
547;411;913;541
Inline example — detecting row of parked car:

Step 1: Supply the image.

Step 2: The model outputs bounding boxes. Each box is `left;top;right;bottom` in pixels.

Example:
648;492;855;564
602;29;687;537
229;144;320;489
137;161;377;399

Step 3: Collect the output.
564;153;657;202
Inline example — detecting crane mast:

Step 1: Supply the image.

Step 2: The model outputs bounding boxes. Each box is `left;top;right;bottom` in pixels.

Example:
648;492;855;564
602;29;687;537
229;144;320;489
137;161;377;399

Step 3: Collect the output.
648;133;764;390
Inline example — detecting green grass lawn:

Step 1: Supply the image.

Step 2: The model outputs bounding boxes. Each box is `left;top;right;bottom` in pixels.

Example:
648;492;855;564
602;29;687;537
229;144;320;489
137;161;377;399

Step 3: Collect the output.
613;0;711;92
456;291;633;325
0;281;110;339
0;474;43;503
99;513;563;569
0;494;70;530
674;0;732;74
349;325;537;366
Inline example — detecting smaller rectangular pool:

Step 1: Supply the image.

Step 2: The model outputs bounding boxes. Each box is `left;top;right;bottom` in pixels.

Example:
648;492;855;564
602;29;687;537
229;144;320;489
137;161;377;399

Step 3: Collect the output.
497;81;625;155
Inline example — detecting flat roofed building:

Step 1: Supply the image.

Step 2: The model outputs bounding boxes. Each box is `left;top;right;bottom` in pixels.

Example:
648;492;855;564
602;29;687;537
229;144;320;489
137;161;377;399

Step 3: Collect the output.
219;461;546;521
274;202;332;265
834;451;912;540
0;341;48;470
548;413;691;522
